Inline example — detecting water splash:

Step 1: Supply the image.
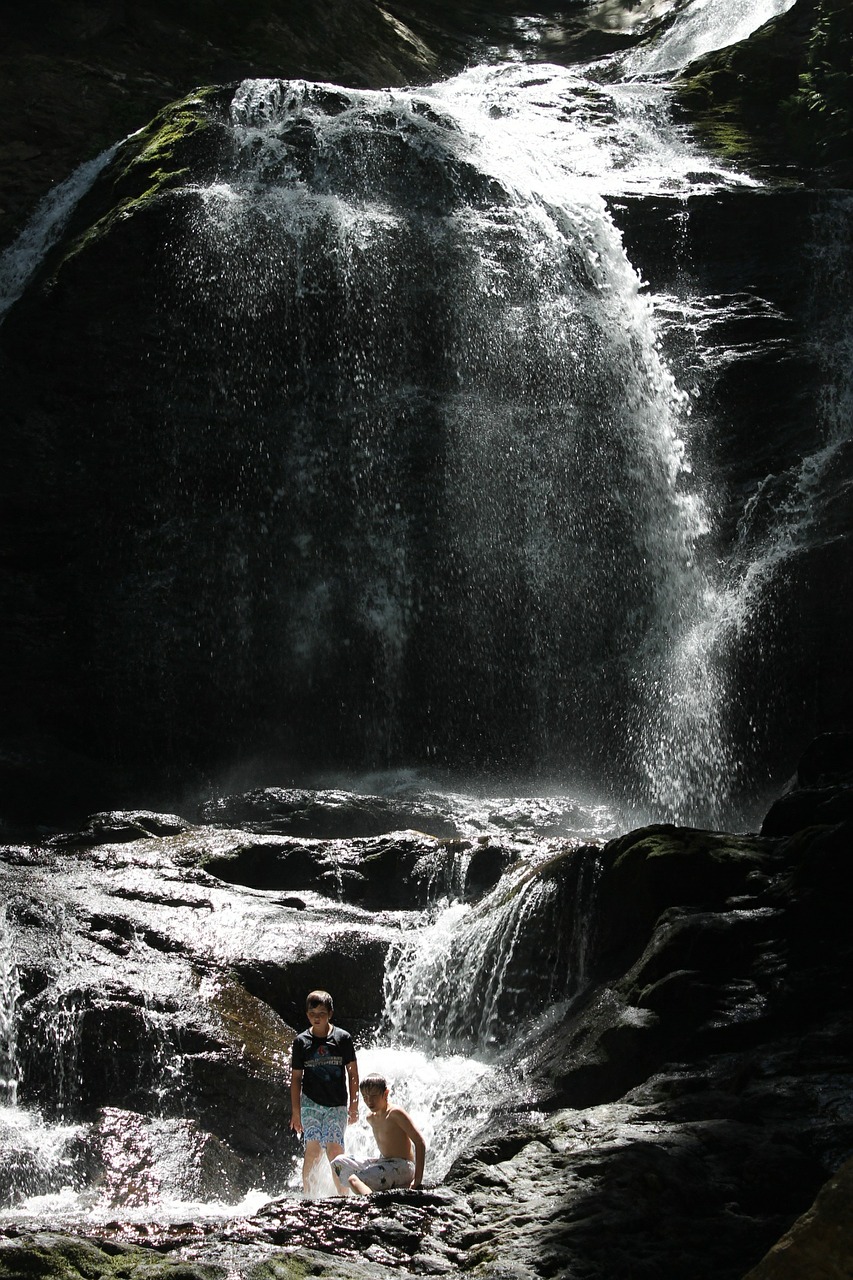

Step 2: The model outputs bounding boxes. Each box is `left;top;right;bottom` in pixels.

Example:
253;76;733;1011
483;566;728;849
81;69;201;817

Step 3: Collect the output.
0;145;118;321
622;0;797;76
0;908;21;1107
0;1106;82;1210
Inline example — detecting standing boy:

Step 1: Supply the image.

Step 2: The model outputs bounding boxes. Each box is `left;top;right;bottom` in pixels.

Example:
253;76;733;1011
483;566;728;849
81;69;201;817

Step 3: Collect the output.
290;989;359;1195
332;1073;426;1194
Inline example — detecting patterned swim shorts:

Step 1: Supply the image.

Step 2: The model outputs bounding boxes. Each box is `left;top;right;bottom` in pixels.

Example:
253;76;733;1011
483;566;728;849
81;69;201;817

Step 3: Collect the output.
331;1154;415;1192
300;1098;347;1147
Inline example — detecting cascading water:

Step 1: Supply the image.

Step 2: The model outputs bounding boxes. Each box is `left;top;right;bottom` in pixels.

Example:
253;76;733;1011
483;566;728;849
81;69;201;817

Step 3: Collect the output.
0;908;20;1107
185;50;763;822
0;145;118;323
620;0;796;76
0;905;83;1211
356;842;604;1179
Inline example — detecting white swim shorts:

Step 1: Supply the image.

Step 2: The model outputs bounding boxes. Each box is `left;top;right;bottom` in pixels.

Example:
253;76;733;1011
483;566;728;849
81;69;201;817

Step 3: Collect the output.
331;1154;415;1192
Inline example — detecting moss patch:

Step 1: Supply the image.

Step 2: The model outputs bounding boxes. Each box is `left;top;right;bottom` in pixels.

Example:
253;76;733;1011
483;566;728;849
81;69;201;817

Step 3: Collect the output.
674;0;852;180
50;84;228;275
0;1233;226;1279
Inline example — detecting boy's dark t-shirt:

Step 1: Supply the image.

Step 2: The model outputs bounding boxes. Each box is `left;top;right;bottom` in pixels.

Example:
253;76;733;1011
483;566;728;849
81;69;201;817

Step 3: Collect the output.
292;1026;355;1107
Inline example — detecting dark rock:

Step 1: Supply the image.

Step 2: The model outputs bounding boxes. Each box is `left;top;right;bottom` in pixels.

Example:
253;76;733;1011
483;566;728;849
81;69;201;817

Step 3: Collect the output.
795;731;853;788
761;786;853;836
233;931;388;1036
595;825;773;965
50;809;194;846
196;822;504;909
199;788;459;839
463;842;512;897
743;1153;853;1279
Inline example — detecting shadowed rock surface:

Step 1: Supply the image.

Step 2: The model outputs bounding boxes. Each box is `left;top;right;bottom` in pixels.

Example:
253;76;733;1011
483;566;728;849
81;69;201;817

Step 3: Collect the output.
0;739;851;1277
743;1154;853;1279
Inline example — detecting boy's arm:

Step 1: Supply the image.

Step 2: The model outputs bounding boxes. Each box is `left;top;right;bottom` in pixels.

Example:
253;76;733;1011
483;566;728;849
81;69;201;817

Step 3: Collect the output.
290;1069;303;1133
391;1108;426;1188
346;1059;360;1124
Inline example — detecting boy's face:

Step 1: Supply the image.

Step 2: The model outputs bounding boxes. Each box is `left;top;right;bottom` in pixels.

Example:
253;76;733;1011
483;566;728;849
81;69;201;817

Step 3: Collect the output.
306;1002;331;1031
360;1084;387;1110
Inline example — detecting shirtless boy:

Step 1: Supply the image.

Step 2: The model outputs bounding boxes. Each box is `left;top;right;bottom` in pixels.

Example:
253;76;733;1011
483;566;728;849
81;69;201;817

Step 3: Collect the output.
290;990;359;1195
332;1073;426;1194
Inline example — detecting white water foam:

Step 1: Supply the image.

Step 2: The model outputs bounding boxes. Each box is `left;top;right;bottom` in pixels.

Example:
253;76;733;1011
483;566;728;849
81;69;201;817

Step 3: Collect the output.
622;0;797;76
0;146;118;321
0;908;20;1107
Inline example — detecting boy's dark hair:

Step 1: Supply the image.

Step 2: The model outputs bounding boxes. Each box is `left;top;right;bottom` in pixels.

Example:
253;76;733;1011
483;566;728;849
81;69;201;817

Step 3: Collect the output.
306;990;333;1012
360;1073;388;1094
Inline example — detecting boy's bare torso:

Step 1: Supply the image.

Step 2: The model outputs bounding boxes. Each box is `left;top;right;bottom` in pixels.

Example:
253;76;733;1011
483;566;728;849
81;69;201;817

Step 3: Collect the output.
367;1107;414;1161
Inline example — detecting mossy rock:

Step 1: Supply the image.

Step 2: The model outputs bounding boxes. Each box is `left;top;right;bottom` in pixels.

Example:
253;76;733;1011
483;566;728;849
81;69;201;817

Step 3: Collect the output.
0;1232;226;1279
596;824;771;960
55;86;231;271
674;0;852;178
246;1248;396;1279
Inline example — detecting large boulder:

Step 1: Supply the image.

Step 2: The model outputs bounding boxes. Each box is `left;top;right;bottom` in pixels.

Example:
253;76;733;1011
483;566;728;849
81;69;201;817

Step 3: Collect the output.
743;1154;853;1279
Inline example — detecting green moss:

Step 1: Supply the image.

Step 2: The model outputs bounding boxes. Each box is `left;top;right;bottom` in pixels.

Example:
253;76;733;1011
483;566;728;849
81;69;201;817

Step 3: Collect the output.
118;87;219;191
245;1249;393;1279
0;1233;227;1280
245;1256;313;1280
675;0;852;176
57;86;225;267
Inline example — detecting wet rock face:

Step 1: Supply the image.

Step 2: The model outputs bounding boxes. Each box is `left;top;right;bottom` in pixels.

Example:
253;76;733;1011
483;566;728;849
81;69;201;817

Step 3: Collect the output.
1;744;851;1279
0;821;398;1189
200;788;460;840
743;1154;853;1279
674;0;853;182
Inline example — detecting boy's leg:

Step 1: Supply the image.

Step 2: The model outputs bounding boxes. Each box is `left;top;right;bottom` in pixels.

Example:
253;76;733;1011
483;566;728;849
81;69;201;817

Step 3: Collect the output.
348;1173;372;1196
302;1140;325;1195
326;1141;347;1195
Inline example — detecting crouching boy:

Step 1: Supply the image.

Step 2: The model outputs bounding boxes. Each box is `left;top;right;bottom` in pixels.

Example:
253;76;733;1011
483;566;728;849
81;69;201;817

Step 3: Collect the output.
332;1073;426;1194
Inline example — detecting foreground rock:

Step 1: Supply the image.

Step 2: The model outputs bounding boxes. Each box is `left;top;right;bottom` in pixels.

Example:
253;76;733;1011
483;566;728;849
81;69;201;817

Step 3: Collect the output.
0;740;851;1277
743;1155;853;1279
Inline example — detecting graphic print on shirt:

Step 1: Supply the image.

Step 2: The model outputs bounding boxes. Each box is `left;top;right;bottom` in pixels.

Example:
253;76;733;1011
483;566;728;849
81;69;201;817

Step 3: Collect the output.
292;1026;355;1107
306;1040;344;1088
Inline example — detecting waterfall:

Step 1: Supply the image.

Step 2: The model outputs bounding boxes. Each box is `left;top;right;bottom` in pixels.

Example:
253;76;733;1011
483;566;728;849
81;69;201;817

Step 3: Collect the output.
1;0;836;1231
29;988;84;1121
0;908;20;1107
645;191;853;793
384;845;601;1055
179;59;759;821
346;843;605;1179
0;145;118;322
622;0;797;76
